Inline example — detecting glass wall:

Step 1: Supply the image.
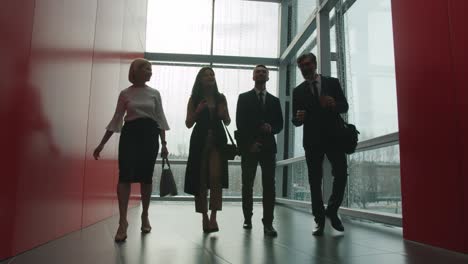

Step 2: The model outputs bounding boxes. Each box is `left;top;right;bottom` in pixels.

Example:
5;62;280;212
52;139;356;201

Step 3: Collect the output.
283;0;401;217
147;64;278;196
289;0;318;41
146;0;213;54
147;0;280;57
348;145;401;214
147;65;278;158
213;0;280;57
146;0;281;197
289;161;310;202
145;0;402;218
152;163;265;197
343;0;398;141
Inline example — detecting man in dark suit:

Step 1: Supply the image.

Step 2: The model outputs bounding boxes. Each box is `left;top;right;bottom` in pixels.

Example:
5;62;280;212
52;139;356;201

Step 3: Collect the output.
292;53;349;236
236;65;283;237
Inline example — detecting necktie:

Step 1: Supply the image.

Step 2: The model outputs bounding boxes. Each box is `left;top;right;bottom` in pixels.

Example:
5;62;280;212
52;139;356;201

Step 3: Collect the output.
258;92;265;112
311;81;319;104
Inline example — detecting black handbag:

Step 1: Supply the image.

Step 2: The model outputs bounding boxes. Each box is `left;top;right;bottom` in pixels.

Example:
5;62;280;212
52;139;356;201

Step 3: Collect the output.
160;157;178;197
336;116;360;154
222;123;239;160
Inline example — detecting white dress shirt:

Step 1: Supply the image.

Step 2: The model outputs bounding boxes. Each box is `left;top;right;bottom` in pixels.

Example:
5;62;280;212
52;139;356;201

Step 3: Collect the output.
106;85;170;133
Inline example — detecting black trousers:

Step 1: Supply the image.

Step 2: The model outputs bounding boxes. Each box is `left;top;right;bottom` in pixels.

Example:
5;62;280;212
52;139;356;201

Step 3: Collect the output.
305;146;347;223
241;151;276;226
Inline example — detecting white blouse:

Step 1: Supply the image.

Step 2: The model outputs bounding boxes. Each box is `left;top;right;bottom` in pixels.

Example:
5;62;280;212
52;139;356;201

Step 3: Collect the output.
106;85;170;133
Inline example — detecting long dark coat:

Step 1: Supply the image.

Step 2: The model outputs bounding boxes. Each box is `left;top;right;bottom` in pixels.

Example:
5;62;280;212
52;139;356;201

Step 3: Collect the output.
184;100;229;196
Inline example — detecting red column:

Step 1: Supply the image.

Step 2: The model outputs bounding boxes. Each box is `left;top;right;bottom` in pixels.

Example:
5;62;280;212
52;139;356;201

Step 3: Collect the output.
448;0;468;253
0;0;35;259
391;0;468;253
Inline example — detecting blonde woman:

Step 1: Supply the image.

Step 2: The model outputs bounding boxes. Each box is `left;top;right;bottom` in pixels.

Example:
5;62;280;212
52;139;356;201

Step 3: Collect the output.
93;58;170;242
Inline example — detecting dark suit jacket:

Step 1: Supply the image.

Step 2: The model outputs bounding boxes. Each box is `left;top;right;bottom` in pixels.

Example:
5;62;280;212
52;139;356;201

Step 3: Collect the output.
236;89;283;154
292;76;348;148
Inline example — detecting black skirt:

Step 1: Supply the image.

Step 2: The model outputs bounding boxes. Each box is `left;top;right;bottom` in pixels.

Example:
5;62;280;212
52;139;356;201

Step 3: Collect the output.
118;118;160;184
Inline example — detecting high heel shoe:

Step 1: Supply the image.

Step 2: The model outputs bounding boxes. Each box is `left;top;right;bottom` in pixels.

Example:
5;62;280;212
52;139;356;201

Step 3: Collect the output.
114;222;128;242
141;215;152;234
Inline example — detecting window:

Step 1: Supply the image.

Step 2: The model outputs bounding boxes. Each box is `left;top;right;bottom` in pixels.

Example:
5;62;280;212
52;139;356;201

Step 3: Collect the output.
147;0;280;57
147;64;278;196
290;0;317;41
146;0;213;54
348;145;402;215
213;0;280;57
344;0;398;140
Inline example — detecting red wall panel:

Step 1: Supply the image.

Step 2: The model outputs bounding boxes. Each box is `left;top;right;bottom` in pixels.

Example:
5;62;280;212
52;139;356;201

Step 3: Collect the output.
392;0;467;253
82;0;125;228
0;1;36;259
13;0;99;254
447;0;468;253
0;0;148;260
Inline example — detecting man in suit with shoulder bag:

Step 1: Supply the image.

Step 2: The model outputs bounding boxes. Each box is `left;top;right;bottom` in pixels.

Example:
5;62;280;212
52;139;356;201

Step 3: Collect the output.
236;65;283;237
292;53;349;236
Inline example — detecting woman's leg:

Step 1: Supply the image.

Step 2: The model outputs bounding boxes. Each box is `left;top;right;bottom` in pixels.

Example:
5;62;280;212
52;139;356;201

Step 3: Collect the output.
196;142;210;231
116;183;131;241
208;147;222;231
140;183;152;232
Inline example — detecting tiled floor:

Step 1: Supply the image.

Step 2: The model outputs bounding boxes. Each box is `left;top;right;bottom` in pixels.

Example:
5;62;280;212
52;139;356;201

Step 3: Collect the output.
3;202;468;264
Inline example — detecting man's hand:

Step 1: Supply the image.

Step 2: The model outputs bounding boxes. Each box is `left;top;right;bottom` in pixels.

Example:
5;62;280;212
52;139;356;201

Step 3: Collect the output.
319;96;336;109
295;110;306;122
260;123;272;134
249;142;262;153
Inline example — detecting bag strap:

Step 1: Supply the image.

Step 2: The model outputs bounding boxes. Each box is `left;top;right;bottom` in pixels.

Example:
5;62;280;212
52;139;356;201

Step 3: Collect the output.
162;157;171;169
222;122;236;146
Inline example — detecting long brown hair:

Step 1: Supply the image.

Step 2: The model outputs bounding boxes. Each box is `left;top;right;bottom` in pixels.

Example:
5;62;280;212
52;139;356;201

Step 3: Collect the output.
190;67;221;106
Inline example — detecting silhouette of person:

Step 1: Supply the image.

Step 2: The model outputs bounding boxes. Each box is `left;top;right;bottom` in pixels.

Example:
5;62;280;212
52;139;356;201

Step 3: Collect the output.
93;58;170;242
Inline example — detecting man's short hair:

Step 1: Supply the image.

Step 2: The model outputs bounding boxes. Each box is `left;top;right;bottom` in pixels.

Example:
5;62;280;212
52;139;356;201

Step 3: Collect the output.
296;53;317;65
254;64;268;71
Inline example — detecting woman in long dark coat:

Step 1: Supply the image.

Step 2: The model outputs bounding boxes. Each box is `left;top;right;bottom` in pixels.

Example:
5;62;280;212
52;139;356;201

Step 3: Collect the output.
184;67;230;233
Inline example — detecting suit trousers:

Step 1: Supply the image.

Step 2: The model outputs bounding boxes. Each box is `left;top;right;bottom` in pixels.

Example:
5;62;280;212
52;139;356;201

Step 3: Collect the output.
241;151;276;226
305;146;347;223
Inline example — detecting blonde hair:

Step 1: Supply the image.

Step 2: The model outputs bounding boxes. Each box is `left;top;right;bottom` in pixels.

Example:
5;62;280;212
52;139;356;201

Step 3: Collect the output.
128;58;151;84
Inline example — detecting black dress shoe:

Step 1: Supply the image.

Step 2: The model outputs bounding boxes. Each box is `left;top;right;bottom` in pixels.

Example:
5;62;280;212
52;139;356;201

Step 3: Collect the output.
312;222;325;236
243;220;252;229
326;211;344;232
263;226;278;237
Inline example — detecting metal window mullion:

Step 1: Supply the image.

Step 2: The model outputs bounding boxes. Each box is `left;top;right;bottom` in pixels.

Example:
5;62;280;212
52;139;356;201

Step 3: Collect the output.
145;52;280;66
335;0;348;99
210;0;215;66
317;7;331;76
279;10;318;64
276;132;400;167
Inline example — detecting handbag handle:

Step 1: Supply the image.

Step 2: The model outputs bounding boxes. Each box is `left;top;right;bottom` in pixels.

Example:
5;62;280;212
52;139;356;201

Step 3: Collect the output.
222;122;236;146
161;157;171;169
